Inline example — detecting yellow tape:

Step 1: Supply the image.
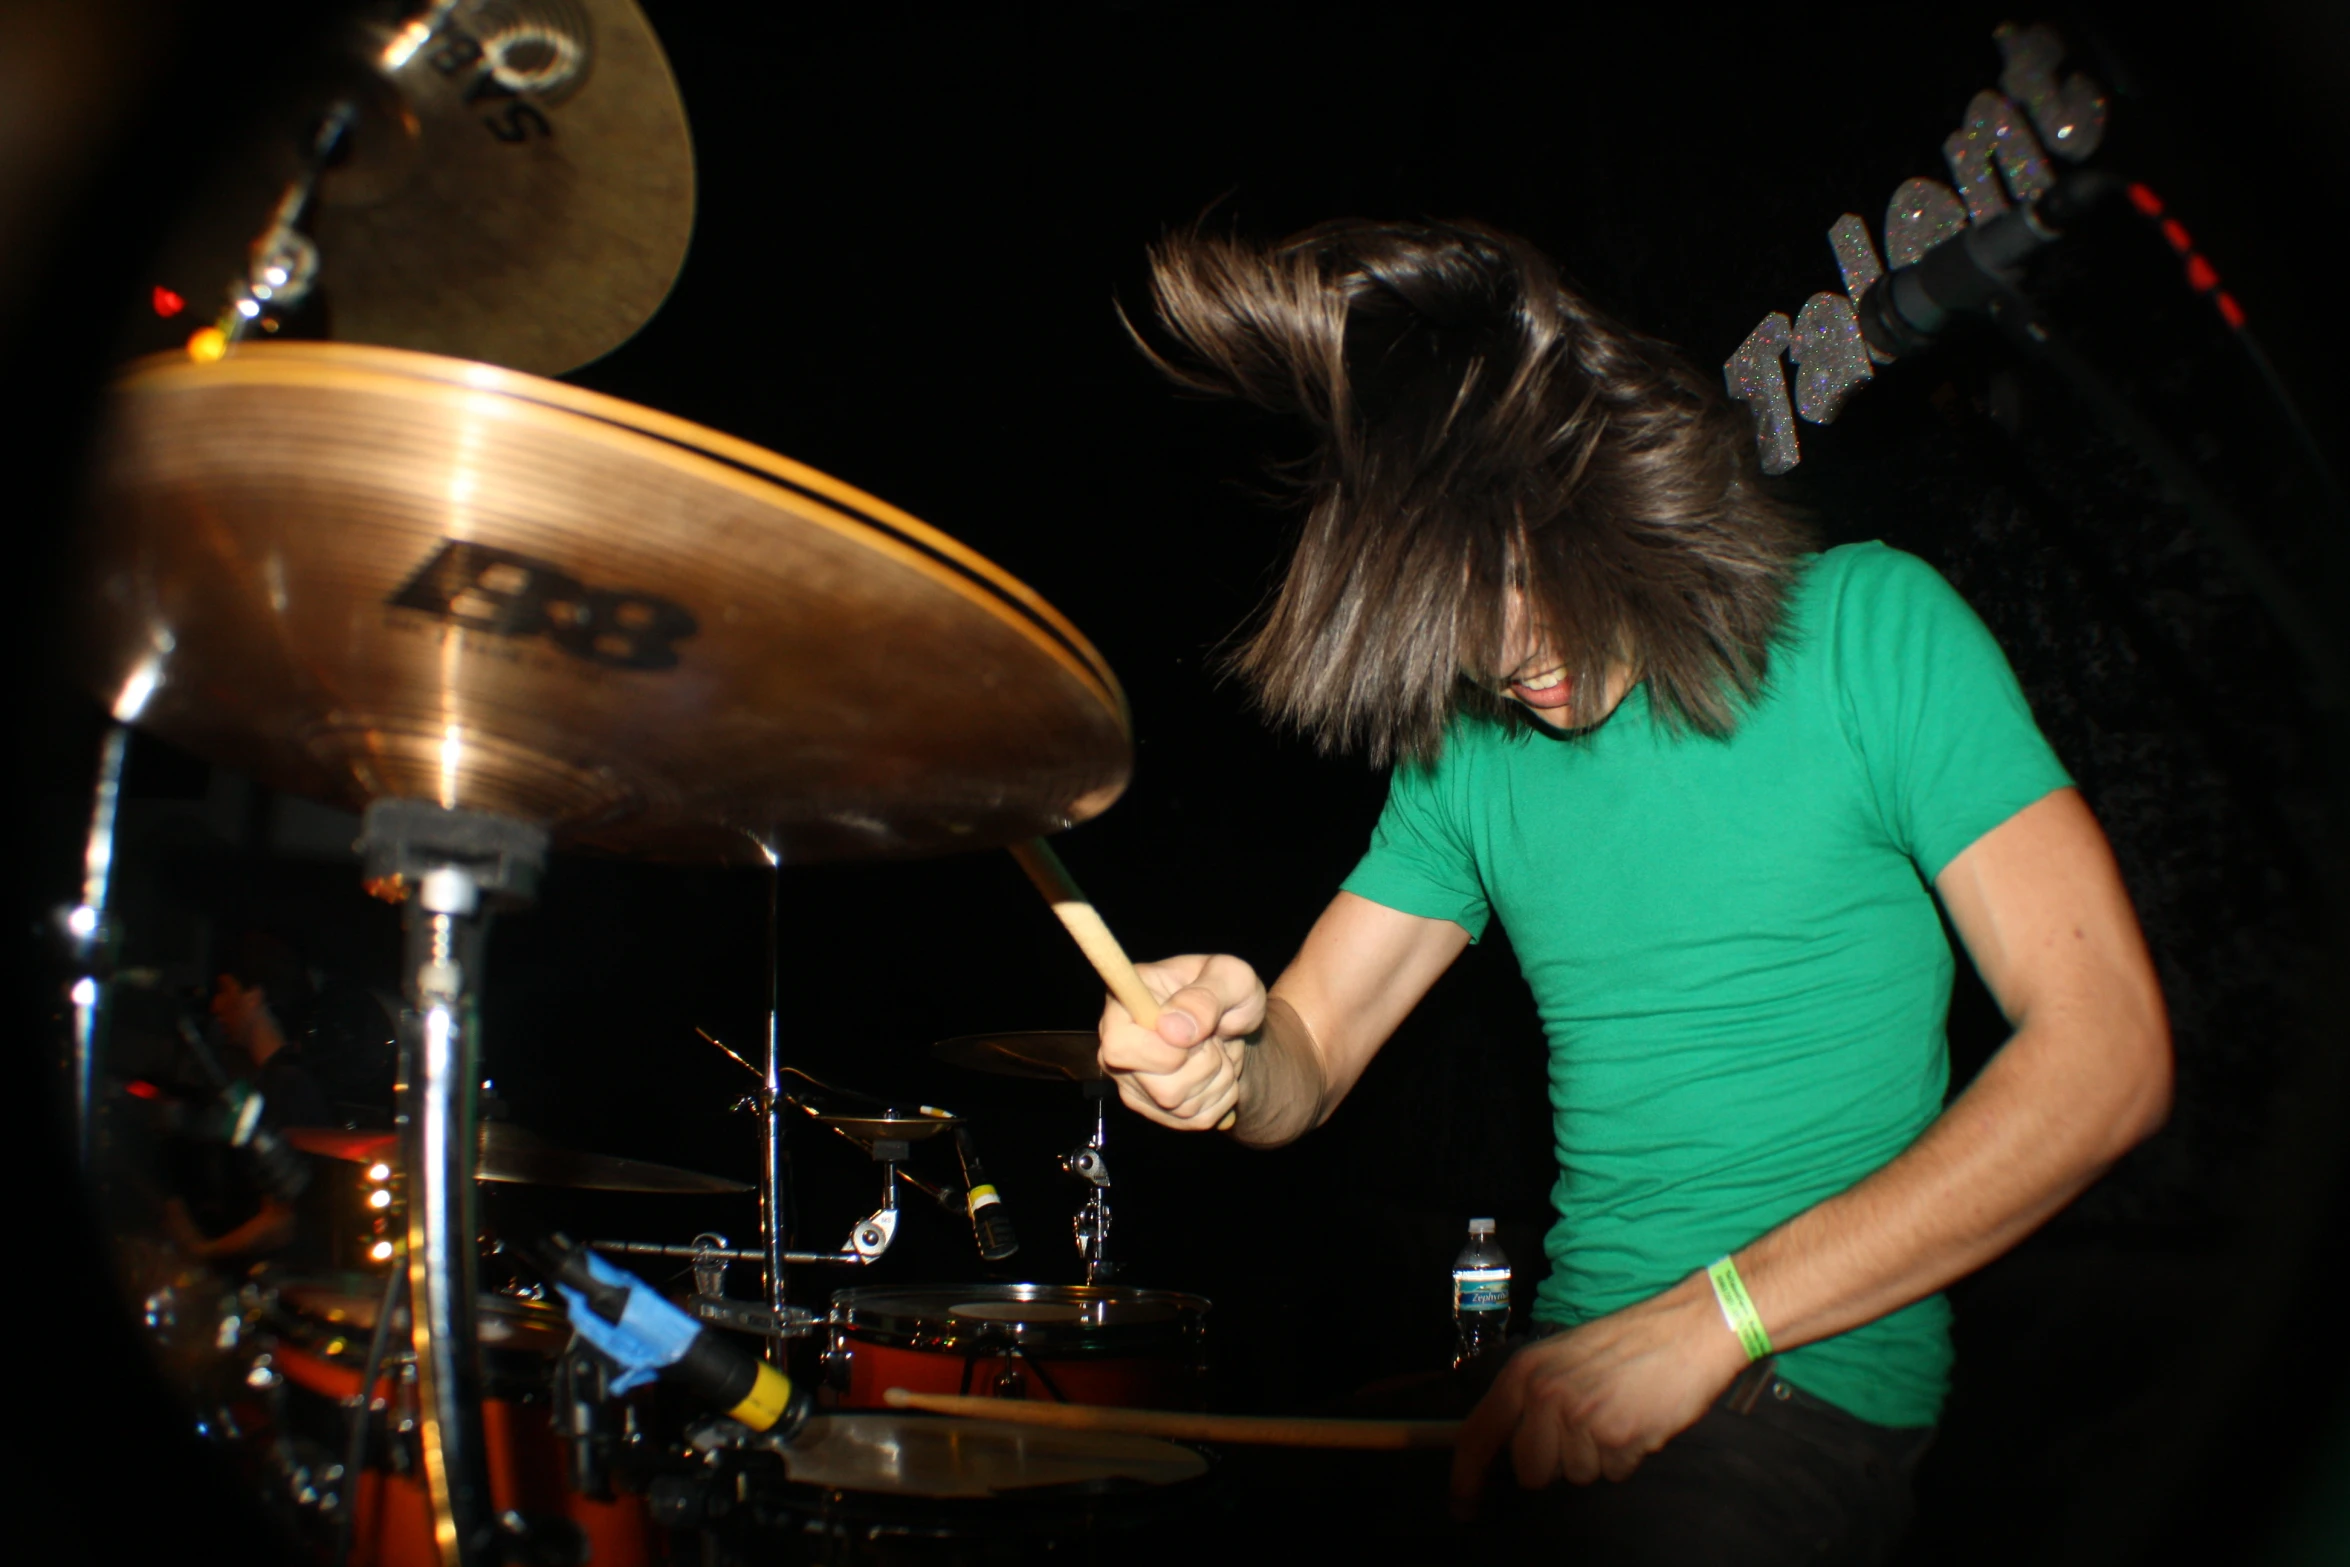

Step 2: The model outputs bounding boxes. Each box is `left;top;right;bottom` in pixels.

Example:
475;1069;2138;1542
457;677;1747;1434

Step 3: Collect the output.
966;1183;1000;1212
728;1361;793;1431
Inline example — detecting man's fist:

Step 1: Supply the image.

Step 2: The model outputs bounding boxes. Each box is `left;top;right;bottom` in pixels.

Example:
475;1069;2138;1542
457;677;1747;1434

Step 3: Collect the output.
1097;953;1264;1130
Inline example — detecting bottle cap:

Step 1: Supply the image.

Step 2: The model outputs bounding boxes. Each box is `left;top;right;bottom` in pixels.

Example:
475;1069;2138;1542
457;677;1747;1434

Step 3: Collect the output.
1468;1217;1495;1235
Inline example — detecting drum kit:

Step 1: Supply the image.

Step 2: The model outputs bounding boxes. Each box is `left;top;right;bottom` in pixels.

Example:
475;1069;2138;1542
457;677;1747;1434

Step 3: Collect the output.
59;4;1304;1562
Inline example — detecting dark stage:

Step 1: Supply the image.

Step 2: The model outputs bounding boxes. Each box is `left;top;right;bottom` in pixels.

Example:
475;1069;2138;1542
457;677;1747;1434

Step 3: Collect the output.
10;4;2350;1563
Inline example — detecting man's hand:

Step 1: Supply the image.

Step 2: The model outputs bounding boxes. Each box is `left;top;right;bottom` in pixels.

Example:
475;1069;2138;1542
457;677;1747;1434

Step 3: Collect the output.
1449;1271;1747;1512
1096;953;1264;1131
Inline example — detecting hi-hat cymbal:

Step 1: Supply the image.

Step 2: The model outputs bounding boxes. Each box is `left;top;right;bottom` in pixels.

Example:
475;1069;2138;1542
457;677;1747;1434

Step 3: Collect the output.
810;1109;961;1149
139;0;695;377
931;1031;1105;1082
79;342;1132;862
283;1122;750;1194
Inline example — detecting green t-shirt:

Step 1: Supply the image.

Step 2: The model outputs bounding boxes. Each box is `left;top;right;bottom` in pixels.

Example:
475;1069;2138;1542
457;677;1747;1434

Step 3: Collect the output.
1340;542;2072;1428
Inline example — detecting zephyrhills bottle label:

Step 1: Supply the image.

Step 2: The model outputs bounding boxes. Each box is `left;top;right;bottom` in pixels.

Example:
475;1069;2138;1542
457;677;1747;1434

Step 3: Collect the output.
1454;1267;1510;1313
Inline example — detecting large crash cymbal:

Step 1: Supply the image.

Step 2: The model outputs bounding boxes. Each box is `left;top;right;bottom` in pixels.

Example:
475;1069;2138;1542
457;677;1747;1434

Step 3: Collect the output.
140;0;694;376
79;342;1132;862
283;1122;751;1193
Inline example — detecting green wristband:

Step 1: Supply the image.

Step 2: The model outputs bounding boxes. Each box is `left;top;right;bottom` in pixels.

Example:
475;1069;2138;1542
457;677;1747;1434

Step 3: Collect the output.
1706;1255;1773;1362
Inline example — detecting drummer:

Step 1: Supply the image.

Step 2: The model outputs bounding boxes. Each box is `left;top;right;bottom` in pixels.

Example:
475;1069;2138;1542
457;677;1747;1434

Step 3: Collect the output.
161;930;333;1263
1096;219;2172;1562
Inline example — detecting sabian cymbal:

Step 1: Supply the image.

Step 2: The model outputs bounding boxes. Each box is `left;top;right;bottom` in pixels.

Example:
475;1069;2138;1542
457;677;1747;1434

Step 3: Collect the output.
79;342;1132;862
138;0;696;377
282;1122;750;1194
932;1031;1105;1082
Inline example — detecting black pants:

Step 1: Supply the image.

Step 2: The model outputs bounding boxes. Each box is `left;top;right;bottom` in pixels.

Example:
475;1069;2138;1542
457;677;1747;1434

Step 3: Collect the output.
1490;1359;1934;1567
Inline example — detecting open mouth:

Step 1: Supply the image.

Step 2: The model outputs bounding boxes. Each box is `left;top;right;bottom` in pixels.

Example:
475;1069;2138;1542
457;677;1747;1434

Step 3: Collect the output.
1507;666;1576;710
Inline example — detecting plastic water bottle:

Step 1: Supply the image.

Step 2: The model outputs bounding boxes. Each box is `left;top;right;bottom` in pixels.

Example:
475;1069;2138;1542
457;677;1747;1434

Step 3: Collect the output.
1452;1217;1511;1369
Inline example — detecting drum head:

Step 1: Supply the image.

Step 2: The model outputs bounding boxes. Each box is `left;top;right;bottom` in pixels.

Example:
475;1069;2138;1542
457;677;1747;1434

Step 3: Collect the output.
782;1414;1206;1498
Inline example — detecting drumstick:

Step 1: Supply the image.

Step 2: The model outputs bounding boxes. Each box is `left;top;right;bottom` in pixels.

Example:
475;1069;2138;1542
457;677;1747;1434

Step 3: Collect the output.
1009;838;1240;1132
881;1387;1461;1450
1009;838;1161;1028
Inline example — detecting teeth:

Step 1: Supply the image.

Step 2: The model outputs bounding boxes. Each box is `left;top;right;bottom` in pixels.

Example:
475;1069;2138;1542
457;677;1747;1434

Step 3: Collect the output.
1514;668;1567;692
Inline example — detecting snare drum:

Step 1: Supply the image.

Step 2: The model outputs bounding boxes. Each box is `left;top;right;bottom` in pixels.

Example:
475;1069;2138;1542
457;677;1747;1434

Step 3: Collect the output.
256;1275;654;1567
827;1283;1208;1408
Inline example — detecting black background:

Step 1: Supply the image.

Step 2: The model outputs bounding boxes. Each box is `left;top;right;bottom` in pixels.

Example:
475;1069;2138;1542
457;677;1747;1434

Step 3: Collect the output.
12;3;2350;1562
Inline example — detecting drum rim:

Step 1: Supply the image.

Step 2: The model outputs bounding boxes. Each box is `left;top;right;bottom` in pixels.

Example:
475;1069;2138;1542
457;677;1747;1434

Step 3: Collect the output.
828;1282;1209;1353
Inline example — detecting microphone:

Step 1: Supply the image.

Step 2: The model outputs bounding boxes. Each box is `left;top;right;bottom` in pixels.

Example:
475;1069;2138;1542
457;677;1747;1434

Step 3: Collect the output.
953;1127;1019;1262
1858;172;2119;360
532;1234;812;1440
175;1014;312;1202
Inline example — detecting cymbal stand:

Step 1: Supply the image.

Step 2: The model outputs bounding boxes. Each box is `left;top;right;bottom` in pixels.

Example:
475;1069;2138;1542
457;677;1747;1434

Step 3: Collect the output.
359;799;547;1567
215;101;356;346
1063;1080;1114;1285
597;1144;902;1338
761;857;793;1365
61;723;132;1164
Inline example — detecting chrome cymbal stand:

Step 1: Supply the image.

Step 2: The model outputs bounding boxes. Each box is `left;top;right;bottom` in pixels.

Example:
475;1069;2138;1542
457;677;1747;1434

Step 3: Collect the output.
359;799;546;1567
62;723;133;1165
760;855;793;1364
1063;1080;1114;1285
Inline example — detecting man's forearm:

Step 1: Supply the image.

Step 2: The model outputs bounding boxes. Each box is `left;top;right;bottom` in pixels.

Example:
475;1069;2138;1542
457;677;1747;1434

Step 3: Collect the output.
193;1196;298;1262
1228;995;1335;1149
1733;1006;2169;1358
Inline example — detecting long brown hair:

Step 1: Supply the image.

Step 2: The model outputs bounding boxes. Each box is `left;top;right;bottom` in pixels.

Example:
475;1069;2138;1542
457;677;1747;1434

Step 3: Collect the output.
1131;217;1812;765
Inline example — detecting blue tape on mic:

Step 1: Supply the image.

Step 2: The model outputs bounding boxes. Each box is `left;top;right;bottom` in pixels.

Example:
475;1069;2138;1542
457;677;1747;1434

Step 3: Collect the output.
555;1249;704;1393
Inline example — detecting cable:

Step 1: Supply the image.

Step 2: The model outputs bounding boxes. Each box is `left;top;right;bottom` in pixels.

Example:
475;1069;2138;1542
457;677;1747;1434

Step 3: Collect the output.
1984;286;2347;707
334;1257;407;1567
2118;180;2349;538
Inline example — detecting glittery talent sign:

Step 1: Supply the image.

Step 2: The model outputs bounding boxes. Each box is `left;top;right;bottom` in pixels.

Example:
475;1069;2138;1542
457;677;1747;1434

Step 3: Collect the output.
1724;23;2109;474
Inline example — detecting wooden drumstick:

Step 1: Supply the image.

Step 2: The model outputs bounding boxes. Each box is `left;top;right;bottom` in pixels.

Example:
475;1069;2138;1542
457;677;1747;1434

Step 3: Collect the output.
1008;838;1239;1132
1009;838;1161;1028
882;1387;1461;1449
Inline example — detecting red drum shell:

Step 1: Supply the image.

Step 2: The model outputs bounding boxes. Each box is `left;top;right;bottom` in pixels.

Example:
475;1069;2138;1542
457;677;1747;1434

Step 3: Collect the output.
828;1283;1208;1409
268;1282;654;1567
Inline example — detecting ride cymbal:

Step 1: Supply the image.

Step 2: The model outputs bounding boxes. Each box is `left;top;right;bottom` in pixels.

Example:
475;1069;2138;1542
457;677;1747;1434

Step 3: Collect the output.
780;1414;1207;1498
79;342;1132;862
931;1031;1106;1082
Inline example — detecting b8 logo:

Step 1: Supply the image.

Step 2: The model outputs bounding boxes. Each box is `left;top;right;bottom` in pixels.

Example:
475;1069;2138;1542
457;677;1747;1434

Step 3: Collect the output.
390;540;699;671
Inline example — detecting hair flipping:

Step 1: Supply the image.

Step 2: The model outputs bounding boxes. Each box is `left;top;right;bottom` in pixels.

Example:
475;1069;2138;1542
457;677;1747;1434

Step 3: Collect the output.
1131;217;1814;765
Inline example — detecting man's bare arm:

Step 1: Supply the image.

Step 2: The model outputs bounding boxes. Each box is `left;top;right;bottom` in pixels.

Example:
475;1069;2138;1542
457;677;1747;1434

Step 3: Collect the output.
1456;786;2171;1496
1097;892;1469;1144
1732;785;2172;1346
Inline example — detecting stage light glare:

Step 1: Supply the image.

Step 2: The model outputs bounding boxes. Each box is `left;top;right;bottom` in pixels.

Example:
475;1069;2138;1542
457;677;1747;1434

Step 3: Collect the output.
368;1187;394;1209
371;1240;395;1262
367;1162;392;1182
